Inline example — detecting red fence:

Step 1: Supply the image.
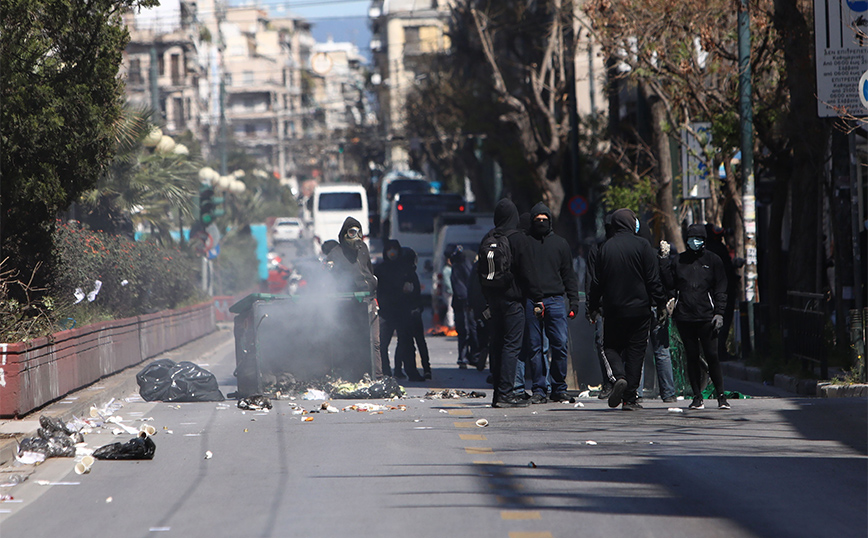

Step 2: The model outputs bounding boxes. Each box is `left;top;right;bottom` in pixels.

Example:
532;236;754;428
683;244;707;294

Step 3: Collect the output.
0;301;216;418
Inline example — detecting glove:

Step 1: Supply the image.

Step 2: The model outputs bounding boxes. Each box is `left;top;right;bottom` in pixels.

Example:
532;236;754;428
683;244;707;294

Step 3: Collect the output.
659;240;670;258
666;297;676;316
533;302;545;320
586;309;599;324
656;306;668;326
712;314;724;335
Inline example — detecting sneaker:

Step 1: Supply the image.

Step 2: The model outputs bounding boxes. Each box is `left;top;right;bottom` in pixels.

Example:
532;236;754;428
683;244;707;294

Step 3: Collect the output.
597;384;613;400
518;392;532;401
493;395;530;408
622;400;643;411
608;378;627;408
530;393;548;404
458;362;468;370
551;392;575;403
424;371;432;380
662;396;678;403
394;371;406;380
718;396;731;409
688;396;705;410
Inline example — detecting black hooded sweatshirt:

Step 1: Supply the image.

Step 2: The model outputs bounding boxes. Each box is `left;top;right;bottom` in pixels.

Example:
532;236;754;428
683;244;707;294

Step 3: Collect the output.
327;216;377;293
588;208;666;318
480;199;543;303
661;223;727;322
449;247;473;301
527;202;580;313
374;239;411;317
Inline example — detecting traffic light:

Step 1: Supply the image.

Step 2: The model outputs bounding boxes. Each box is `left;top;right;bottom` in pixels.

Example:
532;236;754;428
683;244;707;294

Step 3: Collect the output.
199;186;225;225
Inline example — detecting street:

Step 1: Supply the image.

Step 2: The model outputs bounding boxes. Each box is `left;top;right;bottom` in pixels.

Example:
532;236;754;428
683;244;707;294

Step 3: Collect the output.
0;326;865;538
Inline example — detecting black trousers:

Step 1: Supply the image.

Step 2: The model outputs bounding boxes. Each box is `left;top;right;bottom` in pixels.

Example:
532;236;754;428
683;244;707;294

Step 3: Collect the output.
603;314;651;404
488;297;525;402
380;314;416;377
676;320;725;398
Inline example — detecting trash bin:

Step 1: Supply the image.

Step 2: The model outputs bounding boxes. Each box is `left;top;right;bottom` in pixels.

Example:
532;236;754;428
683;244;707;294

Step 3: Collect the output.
230;292;376;397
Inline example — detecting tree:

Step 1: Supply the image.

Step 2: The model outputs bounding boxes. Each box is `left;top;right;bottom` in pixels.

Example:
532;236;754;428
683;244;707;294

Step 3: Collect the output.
0;0;157;289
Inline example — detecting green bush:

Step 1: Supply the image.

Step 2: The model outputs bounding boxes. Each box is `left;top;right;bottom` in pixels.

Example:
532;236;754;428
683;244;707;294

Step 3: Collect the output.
52;220;203;319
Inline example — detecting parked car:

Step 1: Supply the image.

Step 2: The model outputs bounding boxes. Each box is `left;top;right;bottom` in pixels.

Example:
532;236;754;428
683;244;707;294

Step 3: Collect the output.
272;217;303;243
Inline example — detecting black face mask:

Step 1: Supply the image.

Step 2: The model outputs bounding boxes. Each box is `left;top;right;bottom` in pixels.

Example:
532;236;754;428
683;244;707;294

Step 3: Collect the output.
532;220;551;236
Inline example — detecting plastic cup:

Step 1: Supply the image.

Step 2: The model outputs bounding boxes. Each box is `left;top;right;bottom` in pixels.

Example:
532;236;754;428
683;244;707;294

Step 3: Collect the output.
75;455;95;475
139;424;157;436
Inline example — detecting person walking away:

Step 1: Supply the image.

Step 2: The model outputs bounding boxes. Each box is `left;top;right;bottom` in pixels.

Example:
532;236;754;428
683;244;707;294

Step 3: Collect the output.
327;217;382;378
478;199;543;408
402;247;430;380
661;224;730;409
449;245;476;369
587;208;668;410
374;240;415;379
586;212;614;399
525;202;581;404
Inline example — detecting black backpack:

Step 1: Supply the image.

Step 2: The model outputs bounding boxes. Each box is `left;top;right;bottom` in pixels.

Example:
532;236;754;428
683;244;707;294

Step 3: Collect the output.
477;229;515;288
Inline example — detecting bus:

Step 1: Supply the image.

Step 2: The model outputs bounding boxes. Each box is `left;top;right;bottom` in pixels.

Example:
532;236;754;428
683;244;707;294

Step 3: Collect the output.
312;183;369;251
389;192;465;297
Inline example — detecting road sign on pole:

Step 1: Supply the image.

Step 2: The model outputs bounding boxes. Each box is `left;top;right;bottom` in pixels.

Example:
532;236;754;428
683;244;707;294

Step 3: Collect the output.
814;0;868;117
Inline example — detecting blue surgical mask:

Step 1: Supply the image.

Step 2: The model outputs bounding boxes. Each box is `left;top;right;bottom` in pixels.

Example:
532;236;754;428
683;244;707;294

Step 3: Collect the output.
634;219;640;234
687;237;705;251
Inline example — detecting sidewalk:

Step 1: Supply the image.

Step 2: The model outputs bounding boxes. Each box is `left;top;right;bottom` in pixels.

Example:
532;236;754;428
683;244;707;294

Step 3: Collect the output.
0;326;234;468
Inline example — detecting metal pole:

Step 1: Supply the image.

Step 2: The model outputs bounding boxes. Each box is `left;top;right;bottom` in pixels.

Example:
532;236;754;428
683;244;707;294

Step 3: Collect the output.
150;45;161;118
739;0;757;355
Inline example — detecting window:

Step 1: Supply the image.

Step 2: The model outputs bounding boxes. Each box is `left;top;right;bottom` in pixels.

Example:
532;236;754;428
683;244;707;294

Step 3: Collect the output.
243;71;254;84
318;192;362;211
129;58;143;85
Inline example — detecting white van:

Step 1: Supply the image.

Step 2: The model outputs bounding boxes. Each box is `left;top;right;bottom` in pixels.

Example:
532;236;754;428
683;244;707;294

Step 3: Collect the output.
312;183;369;250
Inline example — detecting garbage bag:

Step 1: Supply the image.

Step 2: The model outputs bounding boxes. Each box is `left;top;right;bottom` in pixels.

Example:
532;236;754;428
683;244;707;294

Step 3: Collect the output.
18;436;75;458
237;395;272;410
93;433;156;460
37;415;84;444
137;359;225;402
331;377;404;399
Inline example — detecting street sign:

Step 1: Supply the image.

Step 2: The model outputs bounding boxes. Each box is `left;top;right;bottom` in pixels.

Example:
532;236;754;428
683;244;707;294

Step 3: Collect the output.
814;0;868;117
568;195;588;217
860;69;868;110
681;122;712;200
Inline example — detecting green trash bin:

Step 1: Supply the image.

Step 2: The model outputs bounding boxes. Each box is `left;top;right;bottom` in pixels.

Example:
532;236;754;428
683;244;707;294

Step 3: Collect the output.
230;292;376;397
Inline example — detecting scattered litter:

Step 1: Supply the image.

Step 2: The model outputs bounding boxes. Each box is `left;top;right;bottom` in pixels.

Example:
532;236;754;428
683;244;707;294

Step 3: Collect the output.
439;409;448;414
204;451;212;460
137;359;225;402
325;405;339;414
74;455;95;475
302;417;314;422
106;497;112;503
140;424;157;437
238;395;272;410
35;481;80;486
149;527;171;532
574;402;585;408
15;452;46;465
668;408;684;413
329;376;404;399
93;432;156;460
164;430;173;434
18;424;76;459
578;390;591;398
424;389;486;399
0;495;14;501
303;389;330;400
528;461;537;468
413;427;433;430
414;419;421;423
183;433;201;437
475;419;489;427
0;475;26;488
585;440;598;445
105;416;139;435
139;417;154;422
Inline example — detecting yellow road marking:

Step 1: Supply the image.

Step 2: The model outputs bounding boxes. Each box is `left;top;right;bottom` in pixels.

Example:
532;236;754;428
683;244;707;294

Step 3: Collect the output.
459;434;487;440
447;409;473;416
453;421;476;428
508;532;552;538
501;510;541;520
465;447;493;454
472;460;503;465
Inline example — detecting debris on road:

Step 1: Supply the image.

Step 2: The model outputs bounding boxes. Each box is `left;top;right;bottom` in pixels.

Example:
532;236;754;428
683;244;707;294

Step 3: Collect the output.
668;408;684;413
302;389;330;400
237;395;273;410
585;440;597;445
93;432;156;460
136;359;225;402
475;419;489;427
204;451;213;460
424;389;487;399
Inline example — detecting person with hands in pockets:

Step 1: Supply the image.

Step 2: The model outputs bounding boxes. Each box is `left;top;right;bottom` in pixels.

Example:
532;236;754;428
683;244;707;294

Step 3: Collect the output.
660;223;730;410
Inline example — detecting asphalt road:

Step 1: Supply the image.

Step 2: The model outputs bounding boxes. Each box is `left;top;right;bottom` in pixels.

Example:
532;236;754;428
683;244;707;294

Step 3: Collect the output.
0;327;865;538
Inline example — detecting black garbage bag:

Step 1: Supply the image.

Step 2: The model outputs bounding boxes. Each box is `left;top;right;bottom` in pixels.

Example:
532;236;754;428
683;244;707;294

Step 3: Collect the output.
18;436;75;458
137;358;225;402
238;395;272;410
93;433;156;460
332;377;404;399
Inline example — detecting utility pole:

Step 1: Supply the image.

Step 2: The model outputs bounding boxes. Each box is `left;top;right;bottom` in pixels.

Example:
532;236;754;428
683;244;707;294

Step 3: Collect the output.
739;0;757;355
150;45;161;118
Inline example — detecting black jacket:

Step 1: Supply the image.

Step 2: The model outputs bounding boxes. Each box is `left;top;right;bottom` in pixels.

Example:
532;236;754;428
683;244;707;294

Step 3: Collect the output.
527;202;580;312
479;199;543;303
450;248;474;301
327;216;377;293
374;239;412;317
588;208;666;318
661;247;727;322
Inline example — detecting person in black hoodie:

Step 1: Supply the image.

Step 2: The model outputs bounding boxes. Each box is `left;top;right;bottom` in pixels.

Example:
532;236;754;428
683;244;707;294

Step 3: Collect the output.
402;247;430;380
705;223;739;361
327;216;382;378
586;212;614;399
661;223;730;409
588;208;668;410
478;199;543;408
374;239;416;379
450;245;476;369
525;202;580;403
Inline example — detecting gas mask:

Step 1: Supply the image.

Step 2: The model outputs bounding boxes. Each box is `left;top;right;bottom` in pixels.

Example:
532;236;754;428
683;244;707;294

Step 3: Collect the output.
532;217;551;237
343;226;363;249
687;237;705;251
386;248;399;261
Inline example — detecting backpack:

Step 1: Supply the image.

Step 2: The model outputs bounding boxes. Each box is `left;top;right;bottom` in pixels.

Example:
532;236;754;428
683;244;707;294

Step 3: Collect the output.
477;229;515;288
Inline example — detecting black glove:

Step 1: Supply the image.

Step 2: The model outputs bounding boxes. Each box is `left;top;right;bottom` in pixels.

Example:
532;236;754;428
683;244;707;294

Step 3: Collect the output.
586;309;599;324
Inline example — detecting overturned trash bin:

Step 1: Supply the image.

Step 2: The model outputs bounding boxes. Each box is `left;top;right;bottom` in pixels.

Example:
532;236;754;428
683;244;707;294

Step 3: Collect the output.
230;292;376;397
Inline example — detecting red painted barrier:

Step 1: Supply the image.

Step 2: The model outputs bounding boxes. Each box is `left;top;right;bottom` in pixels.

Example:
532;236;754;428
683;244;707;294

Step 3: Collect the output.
0;301;216;418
